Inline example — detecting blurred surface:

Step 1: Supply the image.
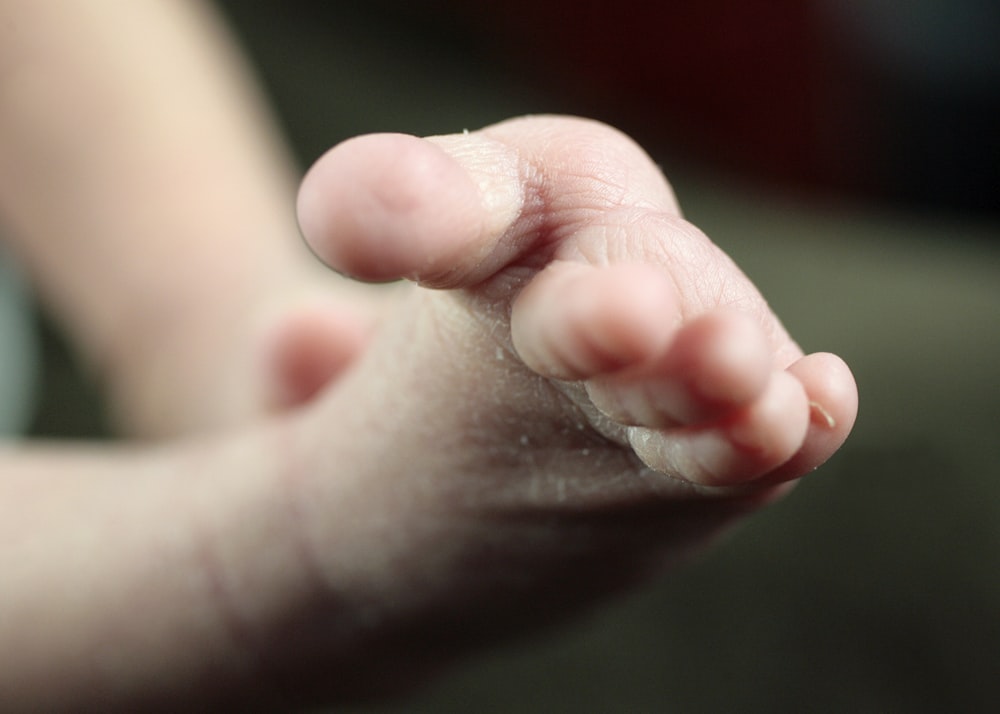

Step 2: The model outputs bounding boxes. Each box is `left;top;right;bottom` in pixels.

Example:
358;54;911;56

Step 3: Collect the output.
25;1;1000;710
0;247;36;435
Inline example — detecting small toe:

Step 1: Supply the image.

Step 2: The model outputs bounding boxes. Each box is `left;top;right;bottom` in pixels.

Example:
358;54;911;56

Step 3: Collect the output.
511;262;680;381
760;352;859;483
586;309;773;428
628;369;810;486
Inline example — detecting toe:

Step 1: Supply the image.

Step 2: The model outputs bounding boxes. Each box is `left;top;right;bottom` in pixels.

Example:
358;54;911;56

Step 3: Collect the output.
296;132;523;286
760;352;859;483
628;369;810;486
511;261;680;380
586;308;774;427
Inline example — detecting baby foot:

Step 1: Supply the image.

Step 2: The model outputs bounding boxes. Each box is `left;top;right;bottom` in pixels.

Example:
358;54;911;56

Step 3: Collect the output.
282;116;857;696
297;116;857;492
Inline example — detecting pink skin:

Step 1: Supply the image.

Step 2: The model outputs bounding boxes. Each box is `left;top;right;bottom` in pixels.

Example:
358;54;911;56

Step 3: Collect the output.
262;300;374;409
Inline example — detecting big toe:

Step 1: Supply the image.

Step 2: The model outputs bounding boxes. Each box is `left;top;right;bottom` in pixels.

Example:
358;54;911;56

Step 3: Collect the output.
296;132;523;287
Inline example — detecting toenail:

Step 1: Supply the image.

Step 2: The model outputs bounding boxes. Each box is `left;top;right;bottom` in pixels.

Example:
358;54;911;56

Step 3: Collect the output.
808;400;836;429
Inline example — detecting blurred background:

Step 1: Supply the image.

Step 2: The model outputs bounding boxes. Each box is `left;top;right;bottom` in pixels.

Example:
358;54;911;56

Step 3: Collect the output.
25;1;1000;711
